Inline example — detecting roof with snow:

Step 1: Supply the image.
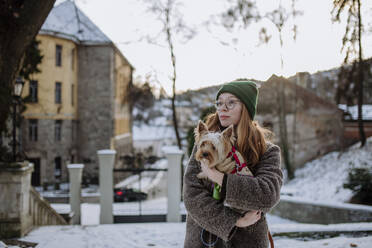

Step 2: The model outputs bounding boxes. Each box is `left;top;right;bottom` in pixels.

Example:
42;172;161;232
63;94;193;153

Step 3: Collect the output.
338;104;372;121
40;0;111;45
132;125;175;141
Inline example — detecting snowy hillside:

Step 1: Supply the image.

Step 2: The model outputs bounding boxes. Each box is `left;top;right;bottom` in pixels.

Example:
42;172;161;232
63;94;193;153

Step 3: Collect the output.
282;136;372;203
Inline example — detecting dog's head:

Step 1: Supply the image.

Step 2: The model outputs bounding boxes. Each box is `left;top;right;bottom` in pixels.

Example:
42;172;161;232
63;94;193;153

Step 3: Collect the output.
194;120;235;168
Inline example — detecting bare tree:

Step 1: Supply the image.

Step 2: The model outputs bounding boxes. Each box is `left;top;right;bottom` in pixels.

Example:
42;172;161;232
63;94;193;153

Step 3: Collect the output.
0;0;56;162
332;0;366;147
143;0;195;150
221;0;301;179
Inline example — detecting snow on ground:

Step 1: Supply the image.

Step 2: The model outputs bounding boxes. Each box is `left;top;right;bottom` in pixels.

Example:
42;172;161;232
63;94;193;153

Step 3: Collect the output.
273;236;372;248
37;198;371;248
27;194;372;247
51;197;296;226
282;136;372;203
18;130;372;247
21;222;372;248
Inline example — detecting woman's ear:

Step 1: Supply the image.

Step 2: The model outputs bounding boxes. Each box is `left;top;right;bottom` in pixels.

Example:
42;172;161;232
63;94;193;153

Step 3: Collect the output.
194;120;208;143
222;124;235;143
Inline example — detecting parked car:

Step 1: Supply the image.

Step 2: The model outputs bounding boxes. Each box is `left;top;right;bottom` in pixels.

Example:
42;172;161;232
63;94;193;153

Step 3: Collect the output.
114;188;147;202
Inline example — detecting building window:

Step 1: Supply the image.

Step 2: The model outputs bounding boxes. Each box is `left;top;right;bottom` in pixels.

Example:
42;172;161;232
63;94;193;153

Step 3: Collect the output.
71;84;74;106
54;157;62;179
55;120;62;141
56;44;62;67
29;80;38;103
71;48;75;70
55;82;62;104
29;119;38;141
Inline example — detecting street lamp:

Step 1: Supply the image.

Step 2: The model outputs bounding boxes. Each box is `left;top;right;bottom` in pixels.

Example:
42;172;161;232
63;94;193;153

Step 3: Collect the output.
11;77;24;162
14;77;25;97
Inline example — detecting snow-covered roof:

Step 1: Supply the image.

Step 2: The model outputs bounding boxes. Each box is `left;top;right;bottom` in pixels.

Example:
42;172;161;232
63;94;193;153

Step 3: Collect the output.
338;104;372;120
132;125;175;141
40;0;111;45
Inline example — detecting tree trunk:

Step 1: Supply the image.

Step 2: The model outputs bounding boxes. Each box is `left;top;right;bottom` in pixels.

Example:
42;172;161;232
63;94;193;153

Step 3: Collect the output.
165;6;182;150
165;1;184;199
0;0;56;157
278;78;293;179
278;27;293;179
357;0;366;147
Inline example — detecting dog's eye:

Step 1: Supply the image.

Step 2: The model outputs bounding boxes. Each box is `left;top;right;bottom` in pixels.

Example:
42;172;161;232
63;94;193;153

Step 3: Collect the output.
212;146;216;150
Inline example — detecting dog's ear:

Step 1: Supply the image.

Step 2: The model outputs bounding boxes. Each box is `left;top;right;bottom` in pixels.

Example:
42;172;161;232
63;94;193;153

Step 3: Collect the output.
194;120;208;143
222;124;235;143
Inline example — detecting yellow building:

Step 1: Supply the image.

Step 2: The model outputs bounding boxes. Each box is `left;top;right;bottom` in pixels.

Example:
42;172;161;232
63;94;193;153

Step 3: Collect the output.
21;1;133;186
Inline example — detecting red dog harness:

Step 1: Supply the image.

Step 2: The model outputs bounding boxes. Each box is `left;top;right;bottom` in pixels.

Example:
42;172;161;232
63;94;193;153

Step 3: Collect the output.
226;146;248;174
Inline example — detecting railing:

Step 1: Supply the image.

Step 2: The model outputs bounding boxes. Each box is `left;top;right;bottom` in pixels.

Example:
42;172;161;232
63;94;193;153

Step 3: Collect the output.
113;167;167;216
29;187;68;226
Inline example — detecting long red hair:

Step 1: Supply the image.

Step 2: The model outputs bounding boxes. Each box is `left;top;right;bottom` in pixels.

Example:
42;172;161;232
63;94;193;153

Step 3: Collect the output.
204;106;272;168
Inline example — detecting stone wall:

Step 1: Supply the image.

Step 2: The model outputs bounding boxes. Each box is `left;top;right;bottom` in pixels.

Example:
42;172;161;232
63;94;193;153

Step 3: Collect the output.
257;75;344;169
271;196;372;224
77;45;114;182
343;121;372;144
0;162;67;238
21;119;77;185
0;162;33;238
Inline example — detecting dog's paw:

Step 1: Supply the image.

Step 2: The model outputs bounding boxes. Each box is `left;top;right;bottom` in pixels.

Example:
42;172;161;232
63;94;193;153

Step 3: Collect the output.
197;172;208;179
216;159;235;173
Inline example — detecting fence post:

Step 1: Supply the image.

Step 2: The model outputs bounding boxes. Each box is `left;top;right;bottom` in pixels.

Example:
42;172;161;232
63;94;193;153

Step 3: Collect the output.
97;149;116;224
163;146;184;222
67;164;84;225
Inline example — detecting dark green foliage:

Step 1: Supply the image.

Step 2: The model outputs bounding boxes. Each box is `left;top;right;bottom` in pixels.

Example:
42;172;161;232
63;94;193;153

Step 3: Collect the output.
186;127;194;157
0;37;43;162
186;106;216;156
130;82;155;111
343;168;372;205
19;39;43;80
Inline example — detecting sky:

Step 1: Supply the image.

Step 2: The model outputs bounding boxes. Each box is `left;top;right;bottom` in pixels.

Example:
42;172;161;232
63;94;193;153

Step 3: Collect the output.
58;0;372;94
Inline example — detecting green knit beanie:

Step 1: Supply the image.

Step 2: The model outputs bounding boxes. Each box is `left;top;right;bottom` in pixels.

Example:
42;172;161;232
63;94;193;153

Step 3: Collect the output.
216;80;258;120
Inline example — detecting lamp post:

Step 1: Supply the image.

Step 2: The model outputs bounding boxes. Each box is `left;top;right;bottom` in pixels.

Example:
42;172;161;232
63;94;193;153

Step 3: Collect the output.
12;77;24;162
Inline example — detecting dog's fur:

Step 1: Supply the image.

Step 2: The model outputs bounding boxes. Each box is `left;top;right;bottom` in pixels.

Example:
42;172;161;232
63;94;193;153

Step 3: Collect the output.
194;120;253;179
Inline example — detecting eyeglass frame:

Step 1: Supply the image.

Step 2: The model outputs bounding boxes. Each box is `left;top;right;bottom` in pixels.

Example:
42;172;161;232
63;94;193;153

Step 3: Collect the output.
214;99;241;110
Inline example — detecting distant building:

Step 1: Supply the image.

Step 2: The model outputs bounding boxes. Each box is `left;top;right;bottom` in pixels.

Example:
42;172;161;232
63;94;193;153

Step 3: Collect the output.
289;58;372;105
257;75;344;169
21;1;133;186
338;104;372;144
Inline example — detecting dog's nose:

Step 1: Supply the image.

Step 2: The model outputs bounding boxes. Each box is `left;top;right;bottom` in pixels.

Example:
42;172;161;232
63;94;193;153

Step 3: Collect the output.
202;152;209;158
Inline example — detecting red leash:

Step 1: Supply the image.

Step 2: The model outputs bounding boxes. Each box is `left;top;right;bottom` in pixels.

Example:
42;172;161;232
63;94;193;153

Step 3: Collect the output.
226;146;248;174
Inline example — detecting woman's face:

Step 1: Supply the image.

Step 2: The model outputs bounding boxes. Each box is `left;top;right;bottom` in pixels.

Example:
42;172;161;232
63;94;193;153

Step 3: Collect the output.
216;93;242;127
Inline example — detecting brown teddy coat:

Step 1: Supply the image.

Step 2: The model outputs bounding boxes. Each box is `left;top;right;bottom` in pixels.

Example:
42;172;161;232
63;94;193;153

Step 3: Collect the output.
183;142;282;248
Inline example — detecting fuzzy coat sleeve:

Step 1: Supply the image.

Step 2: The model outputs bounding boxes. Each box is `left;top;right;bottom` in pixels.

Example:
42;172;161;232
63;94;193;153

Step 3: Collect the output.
224;143;283;213
183;146;242;241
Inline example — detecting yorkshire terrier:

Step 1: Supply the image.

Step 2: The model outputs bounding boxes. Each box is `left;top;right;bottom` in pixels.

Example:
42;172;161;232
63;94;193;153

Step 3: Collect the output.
194;120;253;180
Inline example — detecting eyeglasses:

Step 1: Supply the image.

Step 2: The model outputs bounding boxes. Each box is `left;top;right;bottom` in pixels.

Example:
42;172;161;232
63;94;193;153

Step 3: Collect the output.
215;99;241;110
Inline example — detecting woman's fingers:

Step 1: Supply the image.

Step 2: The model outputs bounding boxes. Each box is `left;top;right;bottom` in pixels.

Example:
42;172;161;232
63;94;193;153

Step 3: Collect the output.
236;211;261;227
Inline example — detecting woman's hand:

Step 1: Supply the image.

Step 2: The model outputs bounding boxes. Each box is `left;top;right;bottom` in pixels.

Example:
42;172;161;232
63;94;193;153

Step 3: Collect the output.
236;211;261;228
200;162;224;186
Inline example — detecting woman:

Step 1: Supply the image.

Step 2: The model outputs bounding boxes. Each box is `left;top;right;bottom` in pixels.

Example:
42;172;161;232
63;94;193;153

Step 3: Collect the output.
183;80;283;248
